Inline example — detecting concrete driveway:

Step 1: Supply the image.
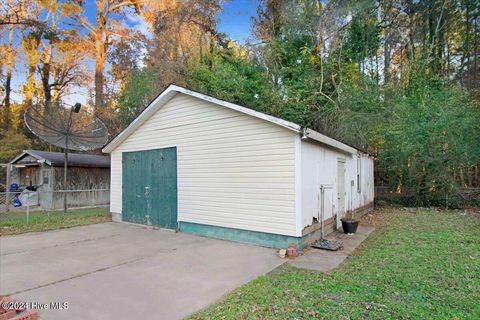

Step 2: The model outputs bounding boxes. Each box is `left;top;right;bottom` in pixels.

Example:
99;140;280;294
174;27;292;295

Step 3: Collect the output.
0;223;283;319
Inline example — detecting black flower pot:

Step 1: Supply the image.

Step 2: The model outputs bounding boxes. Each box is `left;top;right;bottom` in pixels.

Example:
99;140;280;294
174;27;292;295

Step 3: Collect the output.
341;218;359;234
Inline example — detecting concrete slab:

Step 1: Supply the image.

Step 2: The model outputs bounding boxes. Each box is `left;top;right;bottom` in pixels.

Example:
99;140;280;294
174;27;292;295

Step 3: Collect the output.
288;225;374;272
0;222;284;319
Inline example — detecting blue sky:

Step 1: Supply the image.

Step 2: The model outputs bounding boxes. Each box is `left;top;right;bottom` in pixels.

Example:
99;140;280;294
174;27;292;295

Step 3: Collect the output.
217;0;258;44
7;0;259;105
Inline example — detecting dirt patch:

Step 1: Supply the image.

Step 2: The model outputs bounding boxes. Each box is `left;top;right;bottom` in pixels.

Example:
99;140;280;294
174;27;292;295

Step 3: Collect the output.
359;205;422;227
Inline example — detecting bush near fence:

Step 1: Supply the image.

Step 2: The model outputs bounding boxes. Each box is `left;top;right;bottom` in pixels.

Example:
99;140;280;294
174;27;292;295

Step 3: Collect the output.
375;186;480;208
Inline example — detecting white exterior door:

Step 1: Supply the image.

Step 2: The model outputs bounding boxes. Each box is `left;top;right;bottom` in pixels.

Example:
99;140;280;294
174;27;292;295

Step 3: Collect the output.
337;159;346;227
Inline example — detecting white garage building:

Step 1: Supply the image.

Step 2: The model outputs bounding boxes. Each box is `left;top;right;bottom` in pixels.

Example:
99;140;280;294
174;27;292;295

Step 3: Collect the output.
103;85;374;249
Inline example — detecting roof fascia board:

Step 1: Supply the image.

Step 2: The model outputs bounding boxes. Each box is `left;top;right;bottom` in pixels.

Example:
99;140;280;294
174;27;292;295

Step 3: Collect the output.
102;84;359;155
103;88;179;153
176;86;302;133
9;151;28;164
25;150;52;165
10;150;52;165
102;85;302;153
303;129;357;155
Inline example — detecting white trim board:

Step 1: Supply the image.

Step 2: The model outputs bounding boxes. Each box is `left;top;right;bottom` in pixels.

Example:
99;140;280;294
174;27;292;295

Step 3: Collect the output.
103;84;359;155
294;134;303;236
9;150;53;166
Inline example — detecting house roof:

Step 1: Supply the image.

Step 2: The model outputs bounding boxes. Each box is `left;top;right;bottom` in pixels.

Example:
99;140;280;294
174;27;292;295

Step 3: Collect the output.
102;84;361;155
10;150;110;168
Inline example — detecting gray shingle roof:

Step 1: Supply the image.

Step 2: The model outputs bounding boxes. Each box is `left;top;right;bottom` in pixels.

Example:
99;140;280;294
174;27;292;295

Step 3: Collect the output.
13;150;110;168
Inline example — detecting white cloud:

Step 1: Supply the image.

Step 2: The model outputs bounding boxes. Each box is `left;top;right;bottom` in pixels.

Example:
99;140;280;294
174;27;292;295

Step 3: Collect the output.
125;11;152;39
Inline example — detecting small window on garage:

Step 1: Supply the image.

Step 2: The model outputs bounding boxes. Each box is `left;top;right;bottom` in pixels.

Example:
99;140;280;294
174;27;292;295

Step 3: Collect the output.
42;170;50;185
357;157;361;193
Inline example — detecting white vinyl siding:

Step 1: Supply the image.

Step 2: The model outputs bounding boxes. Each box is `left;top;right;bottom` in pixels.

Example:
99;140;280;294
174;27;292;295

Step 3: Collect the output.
300;140;374;230
110;93;297;236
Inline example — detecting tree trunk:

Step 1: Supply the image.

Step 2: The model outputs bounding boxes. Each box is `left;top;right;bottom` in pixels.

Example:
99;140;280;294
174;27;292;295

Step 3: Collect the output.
24;35;40;107
94;15;107;112
446;18;451;78
40;60;52;106
382;1;391;84
436;9;445;76
475;165;479;187
428;3;436;72
404;0;415;88
25;64;36;106
465;3;471;88
473;5;478;89
41;44;53;105
4;65;12;129
94;42;106;111
384;39;391;84
407;0;415;62
460;167;465;187
2;25;14;130
52;67;61;101
41;62;52;104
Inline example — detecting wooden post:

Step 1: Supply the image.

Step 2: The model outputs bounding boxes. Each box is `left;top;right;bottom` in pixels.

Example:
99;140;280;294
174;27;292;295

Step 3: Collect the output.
63;145;68;213
5;163;11;212
63;107;74;213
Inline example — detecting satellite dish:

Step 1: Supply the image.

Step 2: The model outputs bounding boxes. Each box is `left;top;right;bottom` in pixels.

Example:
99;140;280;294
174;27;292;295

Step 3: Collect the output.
24;101;109;212
24;102;109;151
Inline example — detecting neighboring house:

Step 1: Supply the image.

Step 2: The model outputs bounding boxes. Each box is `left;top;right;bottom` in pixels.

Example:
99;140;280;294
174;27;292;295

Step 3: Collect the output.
103;85;374;249
8;150;110;210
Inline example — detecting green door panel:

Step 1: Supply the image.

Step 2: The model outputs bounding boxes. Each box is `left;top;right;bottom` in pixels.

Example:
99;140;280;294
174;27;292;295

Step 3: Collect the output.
122;147;177;229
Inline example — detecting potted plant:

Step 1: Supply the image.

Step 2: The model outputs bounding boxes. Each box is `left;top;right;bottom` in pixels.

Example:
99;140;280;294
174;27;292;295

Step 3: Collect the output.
341;211;359;234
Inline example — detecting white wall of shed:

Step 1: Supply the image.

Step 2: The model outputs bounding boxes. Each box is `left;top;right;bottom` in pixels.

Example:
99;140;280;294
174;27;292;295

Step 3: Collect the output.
359;155;375;206
109;93;298;236
300;140;374;231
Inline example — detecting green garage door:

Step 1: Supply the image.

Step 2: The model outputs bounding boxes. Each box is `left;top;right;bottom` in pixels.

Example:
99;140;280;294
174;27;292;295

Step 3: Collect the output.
122;147;177;229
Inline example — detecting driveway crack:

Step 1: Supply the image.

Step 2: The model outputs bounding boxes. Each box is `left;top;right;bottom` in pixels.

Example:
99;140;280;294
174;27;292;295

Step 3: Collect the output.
9;255;148;296
1;233;123;256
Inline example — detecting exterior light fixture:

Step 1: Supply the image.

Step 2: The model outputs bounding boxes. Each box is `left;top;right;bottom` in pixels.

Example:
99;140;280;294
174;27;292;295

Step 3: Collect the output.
301;127;309;140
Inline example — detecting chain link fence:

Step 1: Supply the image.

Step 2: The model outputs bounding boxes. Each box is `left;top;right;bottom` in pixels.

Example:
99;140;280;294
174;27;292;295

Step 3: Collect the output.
0;189;110;226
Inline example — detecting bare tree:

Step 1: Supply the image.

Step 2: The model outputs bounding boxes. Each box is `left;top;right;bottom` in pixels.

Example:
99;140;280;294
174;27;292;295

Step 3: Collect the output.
70;0;142;112
1;0;17;129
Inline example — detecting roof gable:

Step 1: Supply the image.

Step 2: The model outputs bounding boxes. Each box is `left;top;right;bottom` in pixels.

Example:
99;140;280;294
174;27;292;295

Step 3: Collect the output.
102;85;358;155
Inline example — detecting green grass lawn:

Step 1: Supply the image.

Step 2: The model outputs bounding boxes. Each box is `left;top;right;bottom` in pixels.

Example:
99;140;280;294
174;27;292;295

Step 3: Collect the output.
0;207;111;235
190;207;480;320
